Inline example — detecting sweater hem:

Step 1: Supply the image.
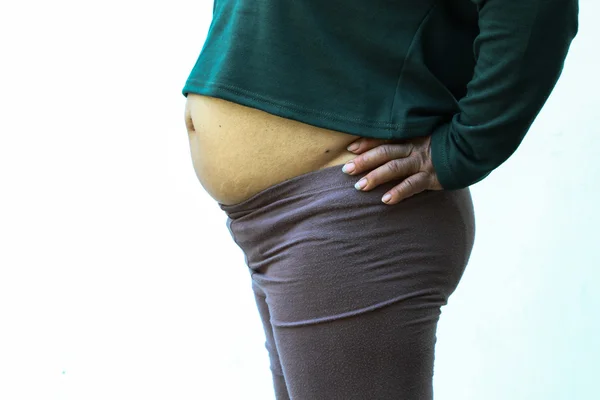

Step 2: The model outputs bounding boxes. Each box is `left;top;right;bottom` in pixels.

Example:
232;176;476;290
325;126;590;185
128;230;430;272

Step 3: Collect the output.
183;79;440;139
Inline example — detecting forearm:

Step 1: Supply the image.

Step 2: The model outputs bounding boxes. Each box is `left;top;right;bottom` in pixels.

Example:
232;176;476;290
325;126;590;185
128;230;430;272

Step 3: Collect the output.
430;0;579;190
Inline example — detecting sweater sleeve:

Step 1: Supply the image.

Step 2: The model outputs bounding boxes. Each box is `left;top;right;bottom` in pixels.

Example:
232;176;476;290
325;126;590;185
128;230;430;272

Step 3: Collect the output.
429;0;579;190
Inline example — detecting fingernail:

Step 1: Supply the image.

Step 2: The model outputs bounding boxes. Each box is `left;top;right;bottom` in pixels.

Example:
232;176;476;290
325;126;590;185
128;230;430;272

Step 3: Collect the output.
355;178;367;190
342;162;355;174
382;193;392;203
347;143;359;152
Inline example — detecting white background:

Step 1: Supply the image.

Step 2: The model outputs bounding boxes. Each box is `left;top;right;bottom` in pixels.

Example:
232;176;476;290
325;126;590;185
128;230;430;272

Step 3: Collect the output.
0;1;598;399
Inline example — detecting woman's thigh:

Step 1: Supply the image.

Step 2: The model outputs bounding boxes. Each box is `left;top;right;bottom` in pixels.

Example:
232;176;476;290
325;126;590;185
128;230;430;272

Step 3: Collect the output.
271;295;440;400
223;164;476;399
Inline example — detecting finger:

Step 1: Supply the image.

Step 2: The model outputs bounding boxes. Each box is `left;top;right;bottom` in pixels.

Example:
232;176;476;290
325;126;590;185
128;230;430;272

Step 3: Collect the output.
347;137;394;153
354;156;419;192
346;143;413;175
381;172;430;205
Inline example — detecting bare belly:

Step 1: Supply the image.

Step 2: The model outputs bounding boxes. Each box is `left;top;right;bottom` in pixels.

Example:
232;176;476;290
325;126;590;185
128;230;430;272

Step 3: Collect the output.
184;94;361;205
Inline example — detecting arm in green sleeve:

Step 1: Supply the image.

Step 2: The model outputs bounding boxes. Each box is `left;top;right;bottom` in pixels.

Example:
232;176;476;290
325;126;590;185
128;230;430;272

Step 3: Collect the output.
430;0;579;190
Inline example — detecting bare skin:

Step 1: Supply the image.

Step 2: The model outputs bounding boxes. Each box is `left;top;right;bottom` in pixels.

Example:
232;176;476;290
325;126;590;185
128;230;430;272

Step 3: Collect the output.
184;94;360;205
184;93;443;206
341;135;443;204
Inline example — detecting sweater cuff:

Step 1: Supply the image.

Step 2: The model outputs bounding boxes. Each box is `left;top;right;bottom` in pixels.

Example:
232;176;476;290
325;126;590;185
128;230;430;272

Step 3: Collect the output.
429;121;464;191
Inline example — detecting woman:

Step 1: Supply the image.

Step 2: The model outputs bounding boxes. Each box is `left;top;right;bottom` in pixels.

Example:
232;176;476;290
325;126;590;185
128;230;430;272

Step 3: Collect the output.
182;0;578;399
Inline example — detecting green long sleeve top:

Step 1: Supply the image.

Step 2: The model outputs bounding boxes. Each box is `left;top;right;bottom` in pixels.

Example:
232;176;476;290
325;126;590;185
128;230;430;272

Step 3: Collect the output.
182;0;579;190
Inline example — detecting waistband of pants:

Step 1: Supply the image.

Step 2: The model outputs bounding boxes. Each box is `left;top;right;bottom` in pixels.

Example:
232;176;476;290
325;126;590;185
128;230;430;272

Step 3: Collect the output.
217;164;369;218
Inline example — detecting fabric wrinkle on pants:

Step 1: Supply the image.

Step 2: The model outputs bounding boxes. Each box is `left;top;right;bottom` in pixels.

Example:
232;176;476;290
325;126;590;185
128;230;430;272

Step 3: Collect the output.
219;164;476;400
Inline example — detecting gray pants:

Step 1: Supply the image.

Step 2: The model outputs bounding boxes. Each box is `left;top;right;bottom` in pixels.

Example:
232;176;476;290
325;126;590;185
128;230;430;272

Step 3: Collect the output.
219;164;475;400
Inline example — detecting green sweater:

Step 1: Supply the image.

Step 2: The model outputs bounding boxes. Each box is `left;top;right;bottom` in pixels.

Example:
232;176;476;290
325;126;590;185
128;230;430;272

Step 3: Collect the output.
182;0;579;190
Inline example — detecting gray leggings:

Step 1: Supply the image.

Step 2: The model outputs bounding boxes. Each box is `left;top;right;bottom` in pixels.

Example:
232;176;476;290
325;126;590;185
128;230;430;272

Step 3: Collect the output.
219;164;475;400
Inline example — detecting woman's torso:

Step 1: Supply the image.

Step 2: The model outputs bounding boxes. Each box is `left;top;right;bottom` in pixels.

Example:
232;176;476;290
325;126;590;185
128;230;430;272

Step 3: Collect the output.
184;93;361;205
